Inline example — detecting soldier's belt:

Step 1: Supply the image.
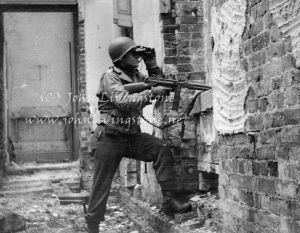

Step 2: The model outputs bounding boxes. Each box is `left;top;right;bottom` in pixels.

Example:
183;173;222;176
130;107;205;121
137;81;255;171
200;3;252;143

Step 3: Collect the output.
104;124;141;136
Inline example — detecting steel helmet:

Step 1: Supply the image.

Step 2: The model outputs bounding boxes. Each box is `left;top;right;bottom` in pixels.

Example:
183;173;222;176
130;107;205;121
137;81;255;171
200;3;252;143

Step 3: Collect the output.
108;37;137;63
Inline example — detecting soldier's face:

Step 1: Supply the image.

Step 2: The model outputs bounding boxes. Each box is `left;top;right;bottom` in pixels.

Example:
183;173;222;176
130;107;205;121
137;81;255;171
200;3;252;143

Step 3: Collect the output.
121;50;141;69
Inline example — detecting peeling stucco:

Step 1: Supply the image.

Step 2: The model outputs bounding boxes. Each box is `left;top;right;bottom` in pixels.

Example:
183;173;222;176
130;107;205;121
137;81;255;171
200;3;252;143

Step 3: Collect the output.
211;0;248;134
270;0;300;67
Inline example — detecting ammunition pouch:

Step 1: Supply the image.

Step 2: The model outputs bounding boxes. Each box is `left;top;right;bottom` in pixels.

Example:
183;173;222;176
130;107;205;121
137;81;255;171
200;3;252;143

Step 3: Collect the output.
97;111;141;136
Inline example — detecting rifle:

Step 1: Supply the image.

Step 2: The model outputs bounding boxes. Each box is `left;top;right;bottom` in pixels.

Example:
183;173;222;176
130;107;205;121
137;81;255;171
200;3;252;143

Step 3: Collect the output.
124;77;211;111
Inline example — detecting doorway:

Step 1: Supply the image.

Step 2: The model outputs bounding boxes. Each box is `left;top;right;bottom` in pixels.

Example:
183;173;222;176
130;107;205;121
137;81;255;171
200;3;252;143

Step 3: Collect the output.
2;5;78;162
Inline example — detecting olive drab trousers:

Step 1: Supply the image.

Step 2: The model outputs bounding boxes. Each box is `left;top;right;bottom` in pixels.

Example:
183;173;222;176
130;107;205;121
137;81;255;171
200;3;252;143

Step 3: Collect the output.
86;125;175;223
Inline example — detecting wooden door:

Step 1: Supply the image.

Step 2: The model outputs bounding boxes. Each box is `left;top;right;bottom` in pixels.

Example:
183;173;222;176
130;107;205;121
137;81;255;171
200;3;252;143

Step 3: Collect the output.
4;11;76;162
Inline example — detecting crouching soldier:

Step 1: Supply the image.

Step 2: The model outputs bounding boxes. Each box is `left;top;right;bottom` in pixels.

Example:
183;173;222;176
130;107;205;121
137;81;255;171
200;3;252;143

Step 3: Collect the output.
85;37;192;233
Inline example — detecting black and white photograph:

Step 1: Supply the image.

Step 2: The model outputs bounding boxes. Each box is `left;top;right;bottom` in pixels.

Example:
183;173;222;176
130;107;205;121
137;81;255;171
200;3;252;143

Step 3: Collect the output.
0;0;299;232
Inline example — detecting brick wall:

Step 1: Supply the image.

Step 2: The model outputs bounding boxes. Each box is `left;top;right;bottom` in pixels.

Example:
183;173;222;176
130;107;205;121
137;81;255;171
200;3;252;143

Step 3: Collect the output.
218;0;300;232
0;10;6;187
158;0;211;192
76;2;96;190
0;54;4;188
77;18;91;167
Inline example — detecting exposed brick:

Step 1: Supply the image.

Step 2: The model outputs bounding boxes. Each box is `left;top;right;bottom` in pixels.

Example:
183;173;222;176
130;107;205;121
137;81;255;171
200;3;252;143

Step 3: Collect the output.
272;77;282;90
257;178;276;194
232;159;239;173
276;92;285;109
276;142;291;160
263;59;282;78
268;161;278;177
267;41;286;59
289;164;300;180
246;114;264;131
249;50;266;69
241;58;249;71
270;27;281;43
271;111;286;128
176;56;190;64
284;108;300;126
162;24;179;33
177;72;190;80
191;33;202;39
165;48;177;56
238;160;245;174
246;99;258;113
177;64;193;72
246;68;263;83
244;39;252;56
191;39;202;47
239;190;255;207
256;79;272;97
161;14;176;25
258;97;269;112
263;12;274;29
164;56;177;64
284;37;293;53
243;175;257;190
279;217;295;233
177;16;200;24
285;87;300;106
178;46;191;56
252;31;270;52
282;54;296;71
256;145;275;160
247;85;256;99
180;24;189;32
277;180;298;198
164;40;178;49
176;32;191;40
164;33;176;41
292;70;300;84
188;71;206;80
252;161;259;175
178;40;190;48
249;20;264;37
261;195;279;214
254;210;280;231
230;174;243;187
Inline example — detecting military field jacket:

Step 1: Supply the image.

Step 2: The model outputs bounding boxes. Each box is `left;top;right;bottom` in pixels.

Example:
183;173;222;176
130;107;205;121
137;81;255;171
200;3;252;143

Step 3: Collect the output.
96;66;153;129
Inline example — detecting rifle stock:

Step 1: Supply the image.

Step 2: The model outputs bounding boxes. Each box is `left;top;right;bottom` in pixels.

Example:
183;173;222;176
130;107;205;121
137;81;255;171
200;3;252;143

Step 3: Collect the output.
124;82;151;94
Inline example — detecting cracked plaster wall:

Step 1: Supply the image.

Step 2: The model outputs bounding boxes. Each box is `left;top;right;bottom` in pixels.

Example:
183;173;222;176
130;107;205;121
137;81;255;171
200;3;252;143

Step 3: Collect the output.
270;0;300;68
211;0;248;134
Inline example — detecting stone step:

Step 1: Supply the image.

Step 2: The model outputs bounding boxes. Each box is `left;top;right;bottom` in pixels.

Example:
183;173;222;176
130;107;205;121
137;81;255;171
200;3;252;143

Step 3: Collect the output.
57;191;90;205
2;174;81;193
3;173;80;185
2;180;51;191
6;161;80;176
2;161;82;196
0;186;54;196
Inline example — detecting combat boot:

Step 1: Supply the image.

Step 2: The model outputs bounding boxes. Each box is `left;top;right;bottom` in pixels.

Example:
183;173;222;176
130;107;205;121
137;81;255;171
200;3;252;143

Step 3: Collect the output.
85;216;99;233
161;192;192;217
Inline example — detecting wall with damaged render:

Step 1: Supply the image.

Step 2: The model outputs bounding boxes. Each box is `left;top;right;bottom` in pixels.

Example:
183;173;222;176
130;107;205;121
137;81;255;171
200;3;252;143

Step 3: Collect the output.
216;0;300;232
211;0;248;134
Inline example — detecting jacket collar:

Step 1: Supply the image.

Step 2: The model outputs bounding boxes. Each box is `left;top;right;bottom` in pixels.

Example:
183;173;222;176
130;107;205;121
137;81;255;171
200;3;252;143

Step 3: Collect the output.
112;66;137;83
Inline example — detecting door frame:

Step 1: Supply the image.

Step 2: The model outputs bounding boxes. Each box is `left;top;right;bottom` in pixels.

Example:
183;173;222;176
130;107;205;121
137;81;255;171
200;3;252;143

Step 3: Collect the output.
0;4;80;162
